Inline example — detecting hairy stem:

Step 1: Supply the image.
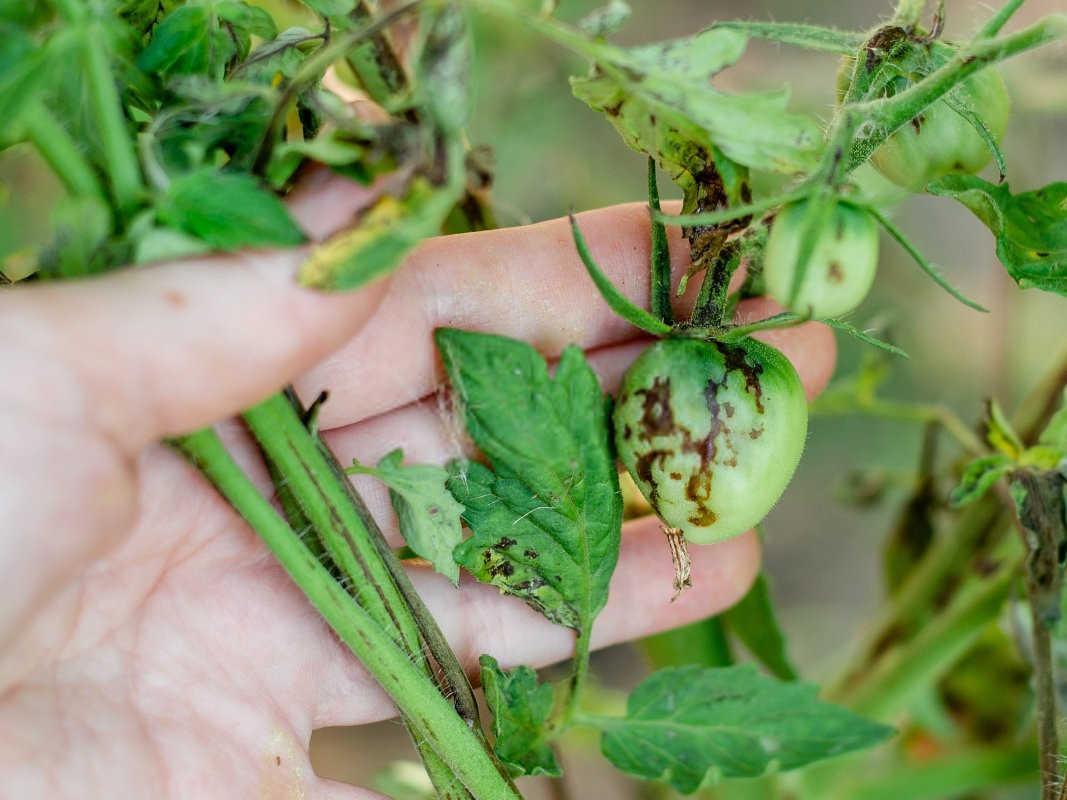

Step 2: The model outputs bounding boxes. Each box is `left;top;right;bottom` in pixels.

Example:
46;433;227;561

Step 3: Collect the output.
847;15;1067;171
23;105;106;201
173;429;521;800
81;24;143;216
892;0;927;28
647;157;673;325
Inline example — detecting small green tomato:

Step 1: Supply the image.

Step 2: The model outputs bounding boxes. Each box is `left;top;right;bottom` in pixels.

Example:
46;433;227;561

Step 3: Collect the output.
837;51;1010;191
614;337;808;545
764;200;880;319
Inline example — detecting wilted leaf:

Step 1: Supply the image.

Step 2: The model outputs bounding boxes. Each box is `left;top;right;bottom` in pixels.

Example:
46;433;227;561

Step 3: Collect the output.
571;28;822;175
439;330;622;633
927;175;1067;296
480;655;561;778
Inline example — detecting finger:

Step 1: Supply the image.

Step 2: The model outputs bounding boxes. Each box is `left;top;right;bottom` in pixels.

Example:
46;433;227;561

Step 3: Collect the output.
0;174;388;452
311;518;759;728
296;201;700;430
322;300;835;546
312;779;388;800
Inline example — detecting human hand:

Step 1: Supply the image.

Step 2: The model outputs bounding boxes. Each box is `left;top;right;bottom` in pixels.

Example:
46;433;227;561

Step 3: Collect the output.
0;173;835;798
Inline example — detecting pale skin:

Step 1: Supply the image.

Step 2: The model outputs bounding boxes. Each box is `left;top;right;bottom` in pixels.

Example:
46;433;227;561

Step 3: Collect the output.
0;171;835;798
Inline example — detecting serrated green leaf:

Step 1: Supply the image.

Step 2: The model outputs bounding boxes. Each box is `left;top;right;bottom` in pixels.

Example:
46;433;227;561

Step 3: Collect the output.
571;28;822;175
577;0;631;39
348;449;464;585
591;665;893;792
157;170;305;251
479;655;561;778
137;5;211;73
927;175;1067;296
438;330;622;633
723;573;798;681
950;455;1013;507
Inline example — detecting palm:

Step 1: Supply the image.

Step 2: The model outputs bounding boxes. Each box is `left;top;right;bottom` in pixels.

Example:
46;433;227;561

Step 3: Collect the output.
0;195;832;798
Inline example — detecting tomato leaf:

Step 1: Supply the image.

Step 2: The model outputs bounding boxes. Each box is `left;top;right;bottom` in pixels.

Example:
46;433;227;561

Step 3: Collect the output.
927;175;1067;297
950;455;1014;507
571;27;823;175
723;572;798;681
157;169;305;251
437;329;622;633
348;449;465;586
136;5;213;73
298;161;464;290
589;665;893;791
479;655;562;778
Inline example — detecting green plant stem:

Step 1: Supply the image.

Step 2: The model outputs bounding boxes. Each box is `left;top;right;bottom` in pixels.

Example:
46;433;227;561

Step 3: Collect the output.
23;105;105;201
255;390;499;791
253;400;478;800
844;540;1021;719
345;0;414;111
80;24;142;216
829;350;1067;702
173;429;521;800
892;0;928;28
647;157;673;325
654;188;808;228
978;0;1027;39
243;394;424;657
816;396;985;457
847;14;1067;171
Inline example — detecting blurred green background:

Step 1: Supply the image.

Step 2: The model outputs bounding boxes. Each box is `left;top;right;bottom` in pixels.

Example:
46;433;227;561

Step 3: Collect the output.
3;0;1063;796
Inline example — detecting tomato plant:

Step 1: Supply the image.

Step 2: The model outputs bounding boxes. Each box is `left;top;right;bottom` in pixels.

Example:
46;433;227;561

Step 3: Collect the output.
3;0;1067;798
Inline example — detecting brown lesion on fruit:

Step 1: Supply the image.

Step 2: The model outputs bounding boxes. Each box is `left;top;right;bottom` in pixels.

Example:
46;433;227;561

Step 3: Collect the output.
720;344;766;414
828;261;845;284
636;376;676;436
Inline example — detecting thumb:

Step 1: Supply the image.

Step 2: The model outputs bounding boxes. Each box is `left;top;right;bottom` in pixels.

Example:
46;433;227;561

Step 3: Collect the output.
0;174;388;453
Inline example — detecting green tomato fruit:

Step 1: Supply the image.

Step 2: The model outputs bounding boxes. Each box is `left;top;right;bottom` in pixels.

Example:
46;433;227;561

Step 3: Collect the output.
837;50;1010;191
764;200;880;319
614;337;808;545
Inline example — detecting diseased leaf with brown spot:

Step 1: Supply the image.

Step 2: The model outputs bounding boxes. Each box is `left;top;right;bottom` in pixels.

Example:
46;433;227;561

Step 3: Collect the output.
927;175;1067;296
571;27;823;176
438;329;622;633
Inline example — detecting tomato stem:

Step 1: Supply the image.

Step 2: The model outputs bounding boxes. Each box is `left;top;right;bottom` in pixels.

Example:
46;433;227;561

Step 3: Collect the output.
172;428;522;800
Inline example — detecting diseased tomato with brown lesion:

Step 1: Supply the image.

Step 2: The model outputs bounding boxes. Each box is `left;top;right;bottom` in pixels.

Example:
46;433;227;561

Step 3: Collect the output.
613;337;808;545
